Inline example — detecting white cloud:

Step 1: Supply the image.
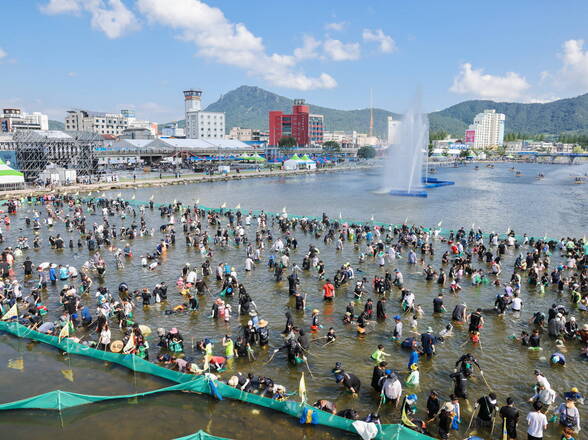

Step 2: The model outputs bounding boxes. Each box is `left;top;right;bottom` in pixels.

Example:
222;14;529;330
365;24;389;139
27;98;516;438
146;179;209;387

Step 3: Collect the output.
67;71;77;77
555;39;588;91
450;63;530;101
40;0;82;14
293;35;321;61
325;21;346;31
41;0;139;39
323;39;360;61
362;29;396;53
137;0;336;90
0;48;6;59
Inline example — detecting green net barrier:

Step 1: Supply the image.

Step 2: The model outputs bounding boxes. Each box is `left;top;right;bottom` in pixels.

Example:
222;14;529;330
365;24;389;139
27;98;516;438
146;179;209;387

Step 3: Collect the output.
0;321;432;440
9;195;566;243
173;431;231;440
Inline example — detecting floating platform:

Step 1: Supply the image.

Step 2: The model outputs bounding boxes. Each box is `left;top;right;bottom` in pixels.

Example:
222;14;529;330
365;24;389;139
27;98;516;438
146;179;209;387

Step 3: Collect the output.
389;190;428;198
422;177;455;188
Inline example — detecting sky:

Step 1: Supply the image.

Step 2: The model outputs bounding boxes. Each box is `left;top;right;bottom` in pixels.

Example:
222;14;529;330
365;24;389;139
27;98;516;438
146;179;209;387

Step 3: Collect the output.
2;0;588;124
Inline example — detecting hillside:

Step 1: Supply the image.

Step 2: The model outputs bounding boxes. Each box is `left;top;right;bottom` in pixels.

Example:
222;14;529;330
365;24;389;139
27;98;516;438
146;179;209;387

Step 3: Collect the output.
205;85;400;138
162;85;588;138
431;94;588;135
49;120;64;130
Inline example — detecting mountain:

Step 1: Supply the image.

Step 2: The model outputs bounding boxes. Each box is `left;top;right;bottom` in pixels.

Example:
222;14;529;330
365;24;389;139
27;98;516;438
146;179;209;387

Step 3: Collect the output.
49;120;64;130
430;94;588;136
163;85;588;138
204;85;400;138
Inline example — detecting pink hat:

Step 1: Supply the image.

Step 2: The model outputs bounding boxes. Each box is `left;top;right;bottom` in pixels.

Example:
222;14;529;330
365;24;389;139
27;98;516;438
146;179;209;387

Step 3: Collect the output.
170;328;178;334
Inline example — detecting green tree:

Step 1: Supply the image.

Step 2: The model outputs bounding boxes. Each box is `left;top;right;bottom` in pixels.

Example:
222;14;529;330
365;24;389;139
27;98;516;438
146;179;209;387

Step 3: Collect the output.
459;149;470;158
278;136;297;149
572;145;585;154
357;145;376;159
322;140;341;152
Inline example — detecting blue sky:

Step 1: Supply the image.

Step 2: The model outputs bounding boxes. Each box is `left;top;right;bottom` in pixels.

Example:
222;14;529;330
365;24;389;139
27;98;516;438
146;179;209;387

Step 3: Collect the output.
1;0;588;124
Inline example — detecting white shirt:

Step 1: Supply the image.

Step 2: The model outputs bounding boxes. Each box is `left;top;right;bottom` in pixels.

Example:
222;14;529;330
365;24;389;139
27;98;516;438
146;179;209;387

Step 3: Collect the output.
511;297;523;311
526;411;547;437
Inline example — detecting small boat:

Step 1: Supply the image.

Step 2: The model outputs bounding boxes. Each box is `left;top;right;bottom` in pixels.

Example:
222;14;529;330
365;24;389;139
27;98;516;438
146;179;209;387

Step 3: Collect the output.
428;168;437;174
536;173;544;180
486;164;494;168
515;171;522;176
474;166;479;170
574;176;585;184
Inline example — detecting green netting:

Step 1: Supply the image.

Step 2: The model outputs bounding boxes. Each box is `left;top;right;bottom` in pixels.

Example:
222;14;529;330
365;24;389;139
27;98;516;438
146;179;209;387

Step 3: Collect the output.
173;430;231;440
0;321;432;440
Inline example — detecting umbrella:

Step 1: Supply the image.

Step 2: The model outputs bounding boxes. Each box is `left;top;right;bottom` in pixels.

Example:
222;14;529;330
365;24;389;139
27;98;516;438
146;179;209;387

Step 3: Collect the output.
139;325;151;336
38;262;50;270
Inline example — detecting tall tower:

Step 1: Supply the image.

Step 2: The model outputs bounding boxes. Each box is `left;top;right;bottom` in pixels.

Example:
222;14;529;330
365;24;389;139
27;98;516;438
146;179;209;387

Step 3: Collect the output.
183;89;202;113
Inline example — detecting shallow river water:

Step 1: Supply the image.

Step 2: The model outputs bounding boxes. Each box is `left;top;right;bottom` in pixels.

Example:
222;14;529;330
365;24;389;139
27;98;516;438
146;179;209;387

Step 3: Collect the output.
0;162;586;440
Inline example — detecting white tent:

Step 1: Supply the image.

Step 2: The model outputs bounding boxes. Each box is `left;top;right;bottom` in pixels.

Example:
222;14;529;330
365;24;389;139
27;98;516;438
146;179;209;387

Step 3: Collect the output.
0;160;24;187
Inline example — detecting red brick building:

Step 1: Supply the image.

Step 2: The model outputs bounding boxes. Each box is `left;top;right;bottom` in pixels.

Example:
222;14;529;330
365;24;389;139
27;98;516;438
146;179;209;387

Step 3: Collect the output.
269;99;323;146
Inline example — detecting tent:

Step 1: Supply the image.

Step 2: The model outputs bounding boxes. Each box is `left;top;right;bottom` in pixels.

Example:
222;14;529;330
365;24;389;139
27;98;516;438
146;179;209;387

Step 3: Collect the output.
0;160;25;188
290;154;301;161
300;154;311;161
250;153;266;162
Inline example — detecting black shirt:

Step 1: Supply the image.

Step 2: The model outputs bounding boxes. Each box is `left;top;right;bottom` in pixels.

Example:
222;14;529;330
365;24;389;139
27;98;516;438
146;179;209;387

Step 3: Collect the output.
477;396;496;421
433;297;444;313
499;405;519;428
342;373;361;392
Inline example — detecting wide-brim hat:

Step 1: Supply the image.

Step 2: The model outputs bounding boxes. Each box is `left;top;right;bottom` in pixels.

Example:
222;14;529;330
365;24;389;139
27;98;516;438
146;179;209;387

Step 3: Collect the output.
258;320;268;328
110;340;123;353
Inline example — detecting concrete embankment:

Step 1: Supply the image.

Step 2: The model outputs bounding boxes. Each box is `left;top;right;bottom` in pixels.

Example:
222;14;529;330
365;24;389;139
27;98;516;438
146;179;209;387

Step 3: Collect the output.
0;164;374;199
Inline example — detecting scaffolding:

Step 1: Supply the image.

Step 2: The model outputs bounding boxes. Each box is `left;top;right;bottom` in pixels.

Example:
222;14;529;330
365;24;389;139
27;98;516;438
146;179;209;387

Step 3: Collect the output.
0;130;99;181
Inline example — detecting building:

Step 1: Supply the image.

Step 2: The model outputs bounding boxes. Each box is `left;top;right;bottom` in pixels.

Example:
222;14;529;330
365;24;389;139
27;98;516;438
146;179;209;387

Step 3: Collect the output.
387;116;401;145
161;122;185;138
228;127;269;144
464;129;476;145
65;110;128;136
120;109;158;136
1;109;49;132
467;109;505;149
269;99;324;147
183;89;225;140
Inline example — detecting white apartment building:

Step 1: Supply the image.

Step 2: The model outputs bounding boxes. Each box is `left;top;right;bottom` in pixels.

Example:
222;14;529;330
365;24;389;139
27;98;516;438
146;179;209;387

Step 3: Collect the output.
468;109;505;149
1;108;49;132
183;89;226;139
65;110;128;136
387;116;401;145
185;111;225;139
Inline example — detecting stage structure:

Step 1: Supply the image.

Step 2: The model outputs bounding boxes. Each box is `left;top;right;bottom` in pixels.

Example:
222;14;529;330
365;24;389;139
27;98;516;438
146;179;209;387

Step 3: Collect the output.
0;130;99;181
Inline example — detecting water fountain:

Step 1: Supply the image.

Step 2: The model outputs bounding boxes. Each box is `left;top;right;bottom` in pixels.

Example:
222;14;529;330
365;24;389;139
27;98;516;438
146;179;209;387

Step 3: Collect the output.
380;94;454;197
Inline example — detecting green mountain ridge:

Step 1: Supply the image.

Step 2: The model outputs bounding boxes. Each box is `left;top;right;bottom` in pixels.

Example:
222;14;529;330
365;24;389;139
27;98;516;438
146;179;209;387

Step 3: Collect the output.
130;85;588;138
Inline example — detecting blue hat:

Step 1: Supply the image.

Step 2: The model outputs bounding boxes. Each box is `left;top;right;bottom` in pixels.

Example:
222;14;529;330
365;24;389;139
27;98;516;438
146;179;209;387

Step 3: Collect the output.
394;315;401;320
408;394;418;401
385;369;392;375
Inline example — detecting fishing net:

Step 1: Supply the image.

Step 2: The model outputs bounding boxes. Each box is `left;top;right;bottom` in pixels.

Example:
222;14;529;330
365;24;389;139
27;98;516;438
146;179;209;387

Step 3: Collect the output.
0;321;431;440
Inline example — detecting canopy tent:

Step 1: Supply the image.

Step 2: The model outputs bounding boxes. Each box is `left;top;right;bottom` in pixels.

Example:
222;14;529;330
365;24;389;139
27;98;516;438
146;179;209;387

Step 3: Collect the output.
300;154;311;161
290;154;301;161
0;160;25;187
250;153;266;162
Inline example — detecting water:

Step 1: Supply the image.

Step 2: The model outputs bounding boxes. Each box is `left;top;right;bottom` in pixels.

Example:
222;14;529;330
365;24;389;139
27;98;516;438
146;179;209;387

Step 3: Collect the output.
0;162;586;440
381;97;427;194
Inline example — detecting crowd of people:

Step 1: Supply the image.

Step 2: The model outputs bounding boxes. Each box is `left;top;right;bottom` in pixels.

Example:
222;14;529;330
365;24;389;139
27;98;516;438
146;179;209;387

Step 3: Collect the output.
0;193;585;440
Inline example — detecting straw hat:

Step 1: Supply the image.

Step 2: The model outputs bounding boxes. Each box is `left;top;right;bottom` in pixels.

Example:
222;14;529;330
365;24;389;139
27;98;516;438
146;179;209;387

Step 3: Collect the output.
312;309;320;314
110;340;123;353
258;319;269;328
583;324;588;331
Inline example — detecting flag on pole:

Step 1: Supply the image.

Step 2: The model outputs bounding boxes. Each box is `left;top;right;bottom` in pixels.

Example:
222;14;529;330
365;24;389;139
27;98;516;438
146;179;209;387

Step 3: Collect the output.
58;321;70;341
299;372;307;404
61;369;74;382
123;335;135;354
1;303;18;321
235;203;241;209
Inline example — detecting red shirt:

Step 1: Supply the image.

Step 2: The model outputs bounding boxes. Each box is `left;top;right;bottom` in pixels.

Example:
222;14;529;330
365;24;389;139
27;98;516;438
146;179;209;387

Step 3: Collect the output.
323;283;335;298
